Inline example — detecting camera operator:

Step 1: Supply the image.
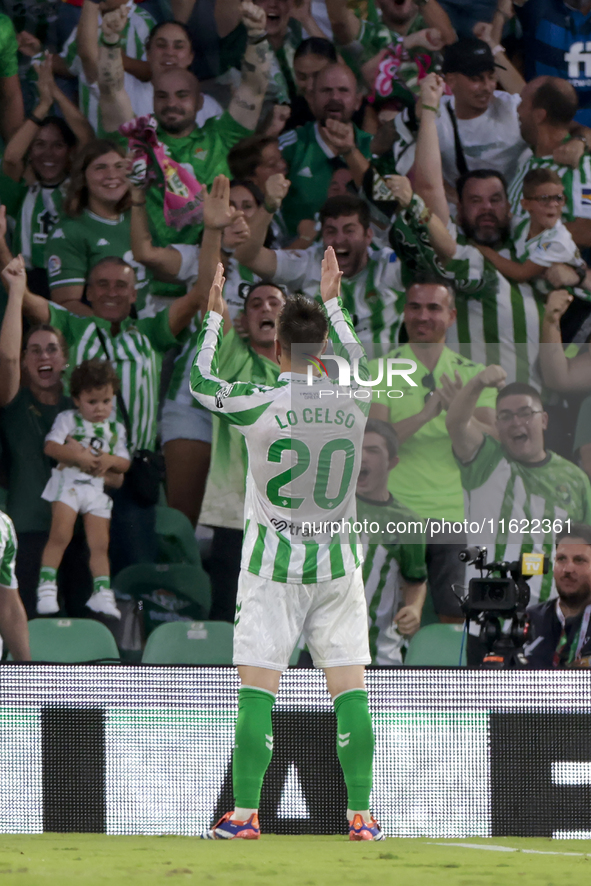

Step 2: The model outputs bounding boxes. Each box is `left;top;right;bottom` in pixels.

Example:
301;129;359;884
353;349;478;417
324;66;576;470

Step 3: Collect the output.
524;524;591;669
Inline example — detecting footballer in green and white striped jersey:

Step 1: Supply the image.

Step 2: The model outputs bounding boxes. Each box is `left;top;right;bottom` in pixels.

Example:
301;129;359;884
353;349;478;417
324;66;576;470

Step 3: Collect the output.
0;510;18;590
270;242;405;360
191;297;370;585
357;495;427;665
508;149;591;225
60;5;155;136
48;303;179;451
459;435;591;604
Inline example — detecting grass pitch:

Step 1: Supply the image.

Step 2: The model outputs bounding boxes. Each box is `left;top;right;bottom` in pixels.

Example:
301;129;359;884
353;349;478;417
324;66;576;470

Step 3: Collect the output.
0;834;590;885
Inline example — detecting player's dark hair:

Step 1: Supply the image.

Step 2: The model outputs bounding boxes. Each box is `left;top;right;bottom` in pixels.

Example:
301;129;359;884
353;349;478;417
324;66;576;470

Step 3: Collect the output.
556;523;591;547
294;37;338;63
496;382;543;410
23;324;68;359
65;139;130;216
276;294;328;353
522;167;563;199
320;195;371;231
364;418;399;460
456;168;508;202
89;255;135;282
228;135;280;181
532;77;578;127
145;20;194;53
70;358;120;399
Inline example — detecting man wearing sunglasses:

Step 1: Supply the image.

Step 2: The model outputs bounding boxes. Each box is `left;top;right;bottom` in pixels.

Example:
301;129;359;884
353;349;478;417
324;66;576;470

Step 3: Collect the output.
445;365;591;606
370;278;496;621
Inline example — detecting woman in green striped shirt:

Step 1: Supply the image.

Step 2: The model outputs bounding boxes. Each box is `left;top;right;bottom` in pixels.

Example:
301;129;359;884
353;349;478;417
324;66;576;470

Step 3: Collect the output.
44;139;151;316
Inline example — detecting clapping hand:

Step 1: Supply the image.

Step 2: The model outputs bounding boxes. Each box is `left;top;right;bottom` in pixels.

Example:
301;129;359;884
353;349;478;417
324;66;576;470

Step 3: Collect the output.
207;262;226;315
203;175;242;231
320;246;342;304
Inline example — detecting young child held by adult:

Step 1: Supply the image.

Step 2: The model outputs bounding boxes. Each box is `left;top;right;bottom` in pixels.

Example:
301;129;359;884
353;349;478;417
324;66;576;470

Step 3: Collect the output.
37;358;130;619
475;169;589;297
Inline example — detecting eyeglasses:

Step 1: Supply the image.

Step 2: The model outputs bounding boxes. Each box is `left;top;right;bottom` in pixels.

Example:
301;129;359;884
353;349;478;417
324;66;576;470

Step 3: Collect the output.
27;344;60;357
422;372;435;403
529;194;565;205
496;407;543;424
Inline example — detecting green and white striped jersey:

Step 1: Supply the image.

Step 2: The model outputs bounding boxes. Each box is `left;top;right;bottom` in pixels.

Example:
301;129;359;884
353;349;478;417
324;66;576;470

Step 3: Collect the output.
48;303;179;451
45;409;129;459
60;5;155;136
458;435;591;604
190;298;370;584
357;494;427;665
12;182;65;270
173;246;259;321
508;148;591;224
511;216;586;299
0;510;18;590
272;242;405;360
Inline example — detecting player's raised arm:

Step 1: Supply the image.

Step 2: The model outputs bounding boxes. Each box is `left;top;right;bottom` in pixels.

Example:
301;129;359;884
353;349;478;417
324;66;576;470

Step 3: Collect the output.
321;246;369;386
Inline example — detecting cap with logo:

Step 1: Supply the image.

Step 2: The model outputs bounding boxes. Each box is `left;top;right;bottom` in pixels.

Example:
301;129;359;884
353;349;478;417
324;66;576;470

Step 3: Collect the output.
442;38;506;77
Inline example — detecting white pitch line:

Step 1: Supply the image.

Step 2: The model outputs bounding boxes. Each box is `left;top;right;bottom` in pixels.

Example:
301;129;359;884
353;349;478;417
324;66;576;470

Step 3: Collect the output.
427;842;591;857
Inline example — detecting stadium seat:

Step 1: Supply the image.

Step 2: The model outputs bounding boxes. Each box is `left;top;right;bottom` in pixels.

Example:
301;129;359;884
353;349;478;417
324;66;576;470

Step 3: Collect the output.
17;618;120;663
142;620;234;664
404;624;467;666
113;563;211;635
155;505;203;567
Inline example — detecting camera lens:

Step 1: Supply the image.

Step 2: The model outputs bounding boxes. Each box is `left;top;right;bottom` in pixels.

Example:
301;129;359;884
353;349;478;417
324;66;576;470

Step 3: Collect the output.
487;584;506;603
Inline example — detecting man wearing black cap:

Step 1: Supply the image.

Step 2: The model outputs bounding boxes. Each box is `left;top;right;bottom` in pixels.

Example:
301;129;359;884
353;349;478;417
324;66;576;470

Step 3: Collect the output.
394;37;528;193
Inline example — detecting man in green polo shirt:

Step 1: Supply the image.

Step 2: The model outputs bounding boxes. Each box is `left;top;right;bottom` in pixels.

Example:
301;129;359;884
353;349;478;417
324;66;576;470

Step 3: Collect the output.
370;278;496;620
278;63;373;239
21;254;204;575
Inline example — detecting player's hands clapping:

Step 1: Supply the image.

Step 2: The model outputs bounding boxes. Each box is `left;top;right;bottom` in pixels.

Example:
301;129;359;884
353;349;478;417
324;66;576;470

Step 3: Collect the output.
33;52;56;113
1;254;27;301
320;246;342;303
544;289;573;326
264;173;290;213
207;262;226;315
204;175;243;231
241;0;266;37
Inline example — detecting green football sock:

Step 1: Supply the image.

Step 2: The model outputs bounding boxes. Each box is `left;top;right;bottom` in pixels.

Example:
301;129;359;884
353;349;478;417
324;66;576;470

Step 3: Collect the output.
92;576;110;595
334;689;375;812
39;566;57;586
233;686;276;810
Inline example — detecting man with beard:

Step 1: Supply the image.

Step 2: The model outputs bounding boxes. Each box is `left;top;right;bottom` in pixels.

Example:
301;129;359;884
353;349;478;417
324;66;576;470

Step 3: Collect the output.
277;63;373;239
524;524;591;668
445;370;591;608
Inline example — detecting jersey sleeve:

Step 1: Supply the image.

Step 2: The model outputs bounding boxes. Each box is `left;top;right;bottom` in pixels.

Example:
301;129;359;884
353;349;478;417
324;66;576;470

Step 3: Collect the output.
273;247;319;292
47;302;90;347
398;540;428;584
45;221;87;290
455;434;505;491
0;513;18;590
529;228;581;268
212;109;254;147
45;410;75;445
0;15;18;79
136;308;182;353
191;311;279;427
174;243;200;283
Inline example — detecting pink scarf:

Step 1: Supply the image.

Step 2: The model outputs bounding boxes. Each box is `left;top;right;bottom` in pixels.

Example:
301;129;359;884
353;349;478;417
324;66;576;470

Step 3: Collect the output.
121;114;204;230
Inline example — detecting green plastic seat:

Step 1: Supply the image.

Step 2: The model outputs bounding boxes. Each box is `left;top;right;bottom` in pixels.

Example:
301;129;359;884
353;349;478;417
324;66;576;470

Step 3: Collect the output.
404;623;467;666
113;563;211;635
142;620;234;664
155;505;202;567
23;618;120;663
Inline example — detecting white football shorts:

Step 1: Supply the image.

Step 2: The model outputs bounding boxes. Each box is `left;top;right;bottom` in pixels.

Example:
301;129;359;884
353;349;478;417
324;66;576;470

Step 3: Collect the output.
233;566;371;671
41;467;112;519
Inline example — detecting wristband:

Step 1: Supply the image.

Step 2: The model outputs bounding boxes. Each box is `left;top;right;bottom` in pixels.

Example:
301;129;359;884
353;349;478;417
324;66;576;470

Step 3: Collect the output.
570;134;588;150
421;103;439;114
339;147;354;157
29;113;44;126
131;201;146;207
247;31;268;45
99;32;123;48
264;200;279;214
492;44;505;56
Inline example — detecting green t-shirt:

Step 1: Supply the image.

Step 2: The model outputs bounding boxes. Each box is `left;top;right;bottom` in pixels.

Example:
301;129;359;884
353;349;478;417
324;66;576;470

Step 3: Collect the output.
0;14;18;79
278;121;373;238
0;509;17;589
47;303;180;451
199;327;280;530
0;387;72;533
44;209;151;312
458;434;591;604
142;112;252;299
371;343;496;521
357;492;427;664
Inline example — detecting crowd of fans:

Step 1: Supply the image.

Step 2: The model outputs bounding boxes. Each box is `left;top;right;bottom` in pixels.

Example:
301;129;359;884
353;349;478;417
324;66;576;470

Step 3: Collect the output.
2;0;591;668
